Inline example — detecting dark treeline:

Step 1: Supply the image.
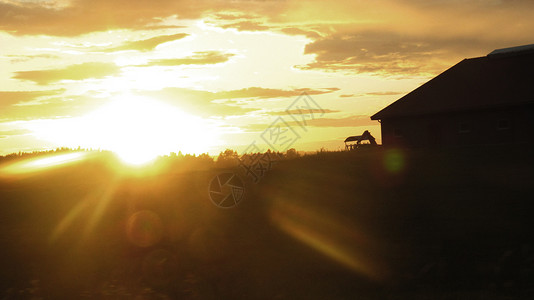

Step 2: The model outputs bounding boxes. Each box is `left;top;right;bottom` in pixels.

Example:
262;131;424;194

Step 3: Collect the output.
0;147;102;163
0;147;306;176
0;147;304;165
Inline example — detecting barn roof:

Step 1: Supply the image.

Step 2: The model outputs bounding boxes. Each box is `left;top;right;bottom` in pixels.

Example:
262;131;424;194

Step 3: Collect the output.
371;45;534;120
344;135;362;143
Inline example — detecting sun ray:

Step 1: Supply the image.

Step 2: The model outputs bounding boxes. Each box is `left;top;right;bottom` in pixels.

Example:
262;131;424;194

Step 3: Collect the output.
0;152;88;176
25;94;221;165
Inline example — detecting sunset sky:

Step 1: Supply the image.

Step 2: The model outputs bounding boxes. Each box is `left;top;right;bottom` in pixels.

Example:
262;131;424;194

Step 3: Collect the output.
1;0;533;162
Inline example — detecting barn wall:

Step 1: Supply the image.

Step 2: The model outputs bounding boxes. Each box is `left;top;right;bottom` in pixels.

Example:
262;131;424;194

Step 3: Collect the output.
380;105;534;147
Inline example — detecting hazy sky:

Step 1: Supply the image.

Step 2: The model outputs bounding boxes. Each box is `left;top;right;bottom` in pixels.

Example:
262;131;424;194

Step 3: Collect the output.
1;0;533;158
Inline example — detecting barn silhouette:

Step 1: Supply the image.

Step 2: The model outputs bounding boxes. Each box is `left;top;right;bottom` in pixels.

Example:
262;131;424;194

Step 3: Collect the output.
371;44;534;147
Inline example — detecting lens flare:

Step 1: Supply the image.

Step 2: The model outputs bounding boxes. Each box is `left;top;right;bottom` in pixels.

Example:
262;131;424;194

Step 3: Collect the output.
270;200;386;281
0;152;87;176
383;149;405;174
126;210;164;247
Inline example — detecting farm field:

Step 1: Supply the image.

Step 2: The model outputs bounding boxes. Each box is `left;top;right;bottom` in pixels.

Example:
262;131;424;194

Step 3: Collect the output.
0;146;533;299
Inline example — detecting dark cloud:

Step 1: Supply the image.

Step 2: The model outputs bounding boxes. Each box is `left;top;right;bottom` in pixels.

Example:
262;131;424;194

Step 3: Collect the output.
298;30;525;75
145;51;234;66
12;62;121;85
290;0;534;76
102;33;188;52
300;31;434;75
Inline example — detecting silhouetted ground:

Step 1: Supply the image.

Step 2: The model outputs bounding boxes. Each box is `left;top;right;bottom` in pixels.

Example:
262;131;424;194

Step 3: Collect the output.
0;145;533;299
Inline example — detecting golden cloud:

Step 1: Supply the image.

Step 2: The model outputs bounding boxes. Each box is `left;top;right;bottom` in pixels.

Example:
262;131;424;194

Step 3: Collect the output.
0;129;31;139
12;62;121;85
0;89;65;108
1;95;108;121
8;54;61;63
141;87;339;117
219;21;271;31
279;27;321;39
244;114;377;132
102;33;188;52
364;91;404;96
297;115;378;127
209;87;339;100
0;0;289;36
298;30;513;75
145;51;234;66
268;109;339;115
2;0;534;83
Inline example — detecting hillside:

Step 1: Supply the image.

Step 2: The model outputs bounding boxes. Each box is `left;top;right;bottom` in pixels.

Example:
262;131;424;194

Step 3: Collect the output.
0;146;533;299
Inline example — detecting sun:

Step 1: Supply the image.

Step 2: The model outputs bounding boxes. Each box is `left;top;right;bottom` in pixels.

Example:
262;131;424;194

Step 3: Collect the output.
28;95;220;165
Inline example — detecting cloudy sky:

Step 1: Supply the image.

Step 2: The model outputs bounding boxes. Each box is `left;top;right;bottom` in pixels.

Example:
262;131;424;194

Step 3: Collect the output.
1;0;533;160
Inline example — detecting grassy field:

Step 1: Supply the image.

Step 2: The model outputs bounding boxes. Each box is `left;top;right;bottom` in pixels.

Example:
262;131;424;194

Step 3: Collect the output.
0;146;533;299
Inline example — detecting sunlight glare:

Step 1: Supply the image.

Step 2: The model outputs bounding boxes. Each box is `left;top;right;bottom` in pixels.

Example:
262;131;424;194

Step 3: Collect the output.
27;95;221;165
28;152;85;167
1;152;87;176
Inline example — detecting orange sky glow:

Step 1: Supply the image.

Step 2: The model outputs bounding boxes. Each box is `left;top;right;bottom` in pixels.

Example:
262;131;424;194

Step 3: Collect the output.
1;0;533;162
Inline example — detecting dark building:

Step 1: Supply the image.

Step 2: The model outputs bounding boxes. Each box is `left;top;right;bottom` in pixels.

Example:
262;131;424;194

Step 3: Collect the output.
371;44;534;148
